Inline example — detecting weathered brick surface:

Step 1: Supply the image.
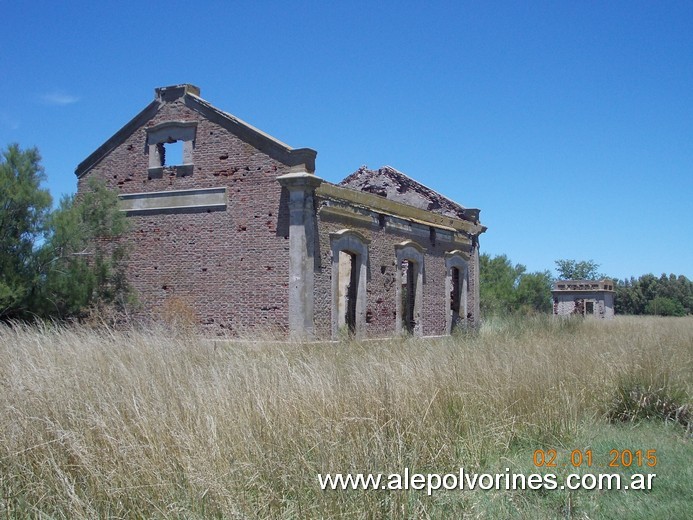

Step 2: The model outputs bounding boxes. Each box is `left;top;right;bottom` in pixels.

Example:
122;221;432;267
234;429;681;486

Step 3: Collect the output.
77;87;484;338
553;293;614;319
78;97;293;335
313;206;476;338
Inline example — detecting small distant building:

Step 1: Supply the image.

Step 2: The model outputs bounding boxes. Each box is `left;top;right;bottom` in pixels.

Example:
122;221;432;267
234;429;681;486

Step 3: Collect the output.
552;280;615;319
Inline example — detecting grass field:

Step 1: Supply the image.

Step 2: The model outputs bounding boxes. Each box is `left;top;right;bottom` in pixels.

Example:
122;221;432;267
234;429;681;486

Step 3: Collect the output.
1;316;691;518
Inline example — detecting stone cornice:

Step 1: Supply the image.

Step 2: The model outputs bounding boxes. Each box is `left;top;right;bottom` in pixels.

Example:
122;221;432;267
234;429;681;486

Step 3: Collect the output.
317;182;486;236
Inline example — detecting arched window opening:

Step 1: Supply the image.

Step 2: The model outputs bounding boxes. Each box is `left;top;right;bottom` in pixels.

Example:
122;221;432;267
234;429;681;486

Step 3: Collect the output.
395;241;425;336
330;229;370;339
445;251;469;334
146;121;197;178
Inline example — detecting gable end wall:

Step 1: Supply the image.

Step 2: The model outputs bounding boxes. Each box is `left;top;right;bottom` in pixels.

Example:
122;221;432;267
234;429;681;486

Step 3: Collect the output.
78;97;297;334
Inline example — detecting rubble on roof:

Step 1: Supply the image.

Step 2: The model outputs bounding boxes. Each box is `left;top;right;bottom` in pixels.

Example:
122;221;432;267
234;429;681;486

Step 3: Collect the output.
339;165;480;223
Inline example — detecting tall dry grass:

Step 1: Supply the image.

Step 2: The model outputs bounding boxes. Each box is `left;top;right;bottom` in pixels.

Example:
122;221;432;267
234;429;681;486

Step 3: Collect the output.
0;316;691;518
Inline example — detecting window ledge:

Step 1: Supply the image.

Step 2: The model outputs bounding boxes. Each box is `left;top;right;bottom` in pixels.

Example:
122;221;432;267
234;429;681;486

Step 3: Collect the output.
148;164;194;179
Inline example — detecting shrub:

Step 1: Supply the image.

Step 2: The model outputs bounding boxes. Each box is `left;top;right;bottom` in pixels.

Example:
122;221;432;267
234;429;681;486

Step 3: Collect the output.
644;296;686;316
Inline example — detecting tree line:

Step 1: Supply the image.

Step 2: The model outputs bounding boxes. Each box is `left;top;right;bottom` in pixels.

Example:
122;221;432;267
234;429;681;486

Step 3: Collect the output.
614;274;691;316
1;144;129;322
479;255;691;317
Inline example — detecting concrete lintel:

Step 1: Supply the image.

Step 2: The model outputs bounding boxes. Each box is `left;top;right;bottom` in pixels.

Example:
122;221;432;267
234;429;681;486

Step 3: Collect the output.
319;205;378;227
395;239;426;255
119;187;226;214
329;228;372;245
445;249;471;262
146;121;198;145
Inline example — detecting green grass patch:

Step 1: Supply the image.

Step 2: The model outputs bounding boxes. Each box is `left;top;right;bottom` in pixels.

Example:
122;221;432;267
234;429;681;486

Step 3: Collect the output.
494;420;692;519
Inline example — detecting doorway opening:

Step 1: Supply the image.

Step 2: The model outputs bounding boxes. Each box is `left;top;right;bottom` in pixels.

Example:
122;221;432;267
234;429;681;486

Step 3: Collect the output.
450;266;462;331
338;251;358;334
585;301;594;316
401;259;417;334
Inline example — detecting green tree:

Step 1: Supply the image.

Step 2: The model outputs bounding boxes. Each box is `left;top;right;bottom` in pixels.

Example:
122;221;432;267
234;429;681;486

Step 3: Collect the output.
36;178;130;319
480;254;552;315
554;259;603;280
614;278;638;315
657;274;693;314
645;296;686;317
0;144;52;319
616;273;692;315
515;270;553;314
480;254;524;315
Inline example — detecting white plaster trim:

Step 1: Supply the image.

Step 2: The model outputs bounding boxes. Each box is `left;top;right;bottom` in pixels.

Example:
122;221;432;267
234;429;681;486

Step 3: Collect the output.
119;187;226;213
330;229;370;339
445;252;469;334
395;241;425;336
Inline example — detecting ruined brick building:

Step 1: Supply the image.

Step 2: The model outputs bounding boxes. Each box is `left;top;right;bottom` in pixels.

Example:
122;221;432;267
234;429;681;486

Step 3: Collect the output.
552;280;615;319
76;85;486;338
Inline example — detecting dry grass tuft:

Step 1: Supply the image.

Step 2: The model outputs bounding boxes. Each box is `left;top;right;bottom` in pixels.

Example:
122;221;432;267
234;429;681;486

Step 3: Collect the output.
0;315;691;517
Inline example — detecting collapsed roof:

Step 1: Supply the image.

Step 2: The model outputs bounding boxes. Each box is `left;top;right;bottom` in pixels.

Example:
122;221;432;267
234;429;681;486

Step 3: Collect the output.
339;165;480;224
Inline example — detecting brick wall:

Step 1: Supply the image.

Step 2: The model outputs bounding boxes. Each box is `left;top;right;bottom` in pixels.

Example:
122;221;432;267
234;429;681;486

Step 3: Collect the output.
78;97;294;335
313;202;472;339
77;89;484;338
553;292;615;319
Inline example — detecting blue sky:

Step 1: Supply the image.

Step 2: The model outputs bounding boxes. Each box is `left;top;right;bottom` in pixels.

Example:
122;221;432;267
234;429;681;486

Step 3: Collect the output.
1;1;691;279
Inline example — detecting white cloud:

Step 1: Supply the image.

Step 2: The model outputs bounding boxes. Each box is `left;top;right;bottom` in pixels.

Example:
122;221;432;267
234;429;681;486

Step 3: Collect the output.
40;91;79;106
